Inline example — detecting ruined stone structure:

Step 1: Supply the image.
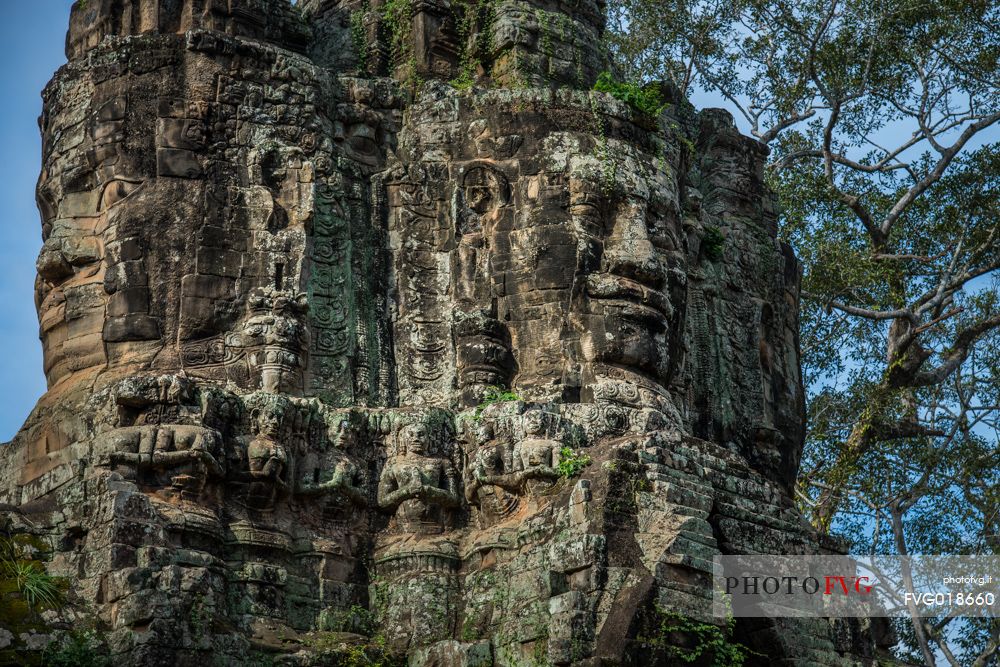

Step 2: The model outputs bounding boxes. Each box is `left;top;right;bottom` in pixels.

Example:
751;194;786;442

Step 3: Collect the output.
1;0;894;664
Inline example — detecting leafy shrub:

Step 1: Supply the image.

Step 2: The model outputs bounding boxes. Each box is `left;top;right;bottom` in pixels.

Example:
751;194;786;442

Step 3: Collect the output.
593;72;667;117
636;606;759;666
474;386;523;418
557;447;592;478
42;630;110;667
703;225;725;261
319;604;376;635
302;631;404;667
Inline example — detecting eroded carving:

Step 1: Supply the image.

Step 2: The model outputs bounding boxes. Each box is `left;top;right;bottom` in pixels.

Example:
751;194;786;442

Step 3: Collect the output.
378;418;461;534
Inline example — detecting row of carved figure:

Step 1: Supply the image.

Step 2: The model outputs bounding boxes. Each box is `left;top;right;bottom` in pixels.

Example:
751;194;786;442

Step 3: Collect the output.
97;403;573;530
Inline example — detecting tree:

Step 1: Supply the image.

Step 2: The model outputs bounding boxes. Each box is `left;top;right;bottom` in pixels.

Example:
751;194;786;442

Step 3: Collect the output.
604;1;1000;664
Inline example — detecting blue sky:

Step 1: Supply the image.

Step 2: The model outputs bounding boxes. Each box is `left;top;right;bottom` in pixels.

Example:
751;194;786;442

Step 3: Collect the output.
0;1;75;441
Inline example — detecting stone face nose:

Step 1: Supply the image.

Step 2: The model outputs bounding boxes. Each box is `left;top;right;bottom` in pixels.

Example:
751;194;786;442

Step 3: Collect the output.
601;199;669;290
35;239;73;283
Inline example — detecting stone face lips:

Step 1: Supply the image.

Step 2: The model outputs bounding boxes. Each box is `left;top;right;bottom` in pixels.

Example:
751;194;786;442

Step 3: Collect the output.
1;1;887;665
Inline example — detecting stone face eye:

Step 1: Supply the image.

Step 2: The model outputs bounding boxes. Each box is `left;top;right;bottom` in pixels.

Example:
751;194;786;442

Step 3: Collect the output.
99;178;141;211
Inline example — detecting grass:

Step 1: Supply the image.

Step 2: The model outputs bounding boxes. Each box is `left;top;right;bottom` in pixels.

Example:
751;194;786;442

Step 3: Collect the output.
3;559;64;609
0;535;66;611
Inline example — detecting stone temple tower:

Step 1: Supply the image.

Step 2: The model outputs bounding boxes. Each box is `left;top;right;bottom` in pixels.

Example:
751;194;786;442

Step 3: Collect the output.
1;0;894;664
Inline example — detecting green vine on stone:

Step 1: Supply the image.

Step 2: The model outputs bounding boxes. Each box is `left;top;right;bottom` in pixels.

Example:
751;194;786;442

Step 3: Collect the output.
350;4;370;73
703;225;725;261
381;0;420;89
588;91;617;195
451;0;497;90
535;8;554;78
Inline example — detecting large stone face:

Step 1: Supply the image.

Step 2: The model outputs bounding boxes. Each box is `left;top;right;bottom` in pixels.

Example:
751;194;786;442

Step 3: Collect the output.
2;1;888;665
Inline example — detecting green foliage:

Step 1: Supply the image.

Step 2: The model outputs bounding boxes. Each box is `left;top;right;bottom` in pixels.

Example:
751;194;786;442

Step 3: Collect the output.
702;225;724;261
243;652;277;667
637;607;758;666
340;643;405;667
3;559;63;609
605;0;1000;661
557;447;592;478
41;631;110;667
188;593;214;643
592;71;666;117
319;604;377;635
588;91;617;194
380;0;421;88
450;0;496;90
474;386;522;418
302;631;404;667
350;6;369;73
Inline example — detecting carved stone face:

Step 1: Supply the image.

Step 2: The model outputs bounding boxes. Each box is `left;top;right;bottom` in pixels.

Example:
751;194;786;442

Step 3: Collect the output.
332;418;355;449
474;420;494;446
522;409;548;437
255;410;283;440
390;89;685;409
397;422;432;457
33;32;386;401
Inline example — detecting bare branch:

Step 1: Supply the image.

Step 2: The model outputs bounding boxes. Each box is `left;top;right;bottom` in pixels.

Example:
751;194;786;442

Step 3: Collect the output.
803;292;915;322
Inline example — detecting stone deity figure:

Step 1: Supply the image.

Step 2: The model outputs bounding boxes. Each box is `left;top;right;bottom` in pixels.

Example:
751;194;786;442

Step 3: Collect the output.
511;408;562;495
105;424;225;498
241;407;290;510
463;420;519;522
296;416;367;508
377;421;461;532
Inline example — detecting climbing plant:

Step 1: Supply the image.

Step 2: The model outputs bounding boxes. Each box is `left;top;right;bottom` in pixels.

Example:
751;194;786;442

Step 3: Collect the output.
451;0;497;89
380;0;420;88
350;3;370;73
